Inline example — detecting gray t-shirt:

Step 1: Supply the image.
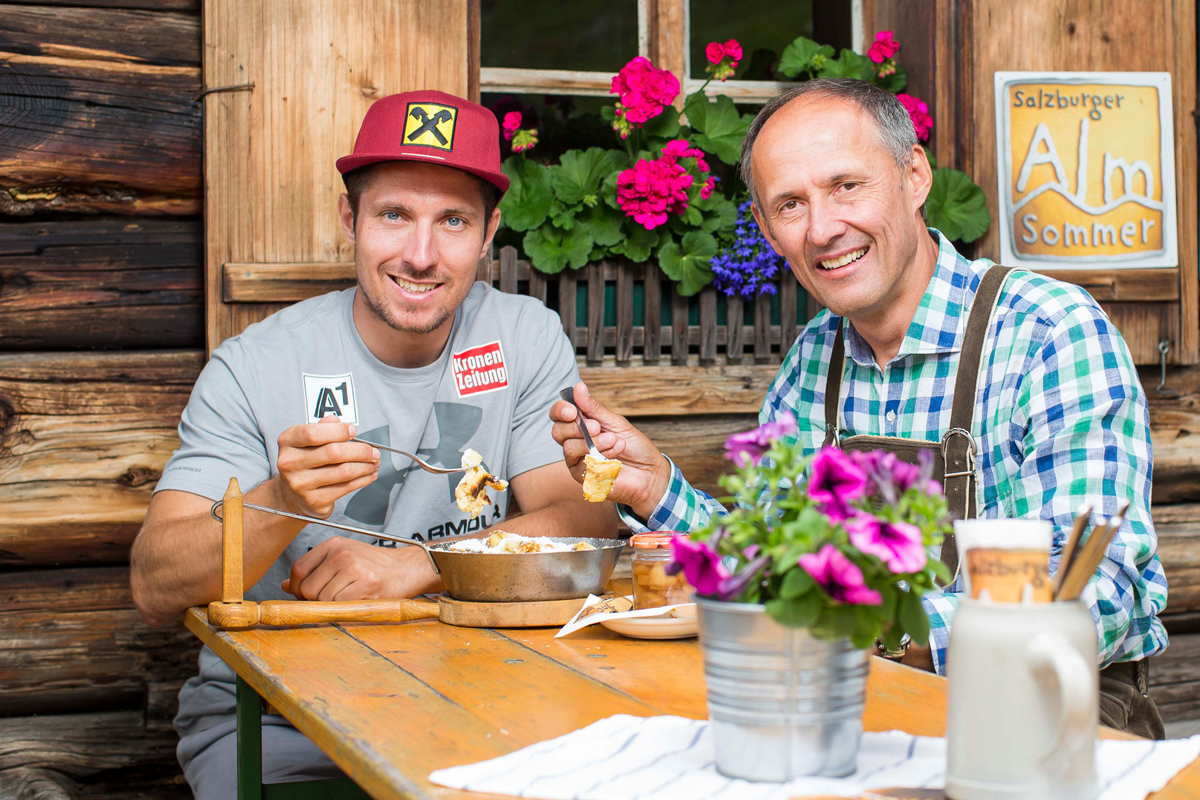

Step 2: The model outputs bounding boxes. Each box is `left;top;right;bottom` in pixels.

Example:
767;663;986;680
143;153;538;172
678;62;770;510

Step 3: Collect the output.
164;283;578;744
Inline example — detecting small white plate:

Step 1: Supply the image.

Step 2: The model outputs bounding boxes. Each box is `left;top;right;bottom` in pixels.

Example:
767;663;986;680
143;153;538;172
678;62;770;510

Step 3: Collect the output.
598;606;698;639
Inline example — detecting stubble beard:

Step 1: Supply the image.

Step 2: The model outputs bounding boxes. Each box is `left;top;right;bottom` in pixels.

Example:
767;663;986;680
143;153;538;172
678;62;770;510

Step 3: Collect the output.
360;273;455;335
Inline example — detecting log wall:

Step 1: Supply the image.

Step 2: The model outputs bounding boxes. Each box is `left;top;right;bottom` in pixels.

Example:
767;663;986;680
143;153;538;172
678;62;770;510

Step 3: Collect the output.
1;3;1200;797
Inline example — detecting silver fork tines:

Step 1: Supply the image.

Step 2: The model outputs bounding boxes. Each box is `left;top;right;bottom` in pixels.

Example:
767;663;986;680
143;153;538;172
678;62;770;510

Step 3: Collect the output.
350;438;467;474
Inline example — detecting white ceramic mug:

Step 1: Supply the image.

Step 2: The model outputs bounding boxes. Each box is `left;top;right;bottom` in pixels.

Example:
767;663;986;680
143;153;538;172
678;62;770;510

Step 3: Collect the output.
945;598;1099;800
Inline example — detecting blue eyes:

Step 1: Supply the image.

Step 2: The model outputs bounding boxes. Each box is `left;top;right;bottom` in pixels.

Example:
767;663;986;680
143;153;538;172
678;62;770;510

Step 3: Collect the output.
381;212;464;228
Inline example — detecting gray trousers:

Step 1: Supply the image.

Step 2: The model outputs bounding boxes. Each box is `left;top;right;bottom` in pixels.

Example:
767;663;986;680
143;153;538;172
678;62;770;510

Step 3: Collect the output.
178;714;345;800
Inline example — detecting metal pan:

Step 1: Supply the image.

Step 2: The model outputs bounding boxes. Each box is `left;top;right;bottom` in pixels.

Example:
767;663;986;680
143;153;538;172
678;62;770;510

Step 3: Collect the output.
211;501;624;603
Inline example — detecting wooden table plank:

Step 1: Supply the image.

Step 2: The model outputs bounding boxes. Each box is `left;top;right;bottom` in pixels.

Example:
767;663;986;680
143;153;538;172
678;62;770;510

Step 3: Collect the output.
186;608;1200;800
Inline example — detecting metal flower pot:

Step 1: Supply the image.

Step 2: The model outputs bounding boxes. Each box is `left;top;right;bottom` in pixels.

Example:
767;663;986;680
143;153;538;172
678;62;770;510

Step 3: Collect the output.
696;597;870;781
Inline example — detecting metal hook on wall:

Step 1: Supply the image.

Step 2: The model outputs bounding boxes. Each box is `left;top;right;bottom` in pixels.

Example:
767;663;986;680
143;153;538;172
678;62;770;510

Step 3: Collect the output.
1157;340;1179;396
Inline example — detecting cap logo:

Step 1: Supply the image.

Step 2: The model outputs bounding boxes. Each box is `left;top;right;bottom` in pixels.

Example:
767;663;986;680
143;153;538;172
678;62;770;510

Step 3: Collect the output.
403;102;457;151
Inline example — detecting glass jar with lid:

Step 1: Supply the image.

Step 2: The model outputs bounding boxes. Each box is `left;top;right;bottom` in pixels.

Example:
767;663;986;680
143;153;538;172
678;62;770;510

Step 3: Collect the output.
629;532;694;610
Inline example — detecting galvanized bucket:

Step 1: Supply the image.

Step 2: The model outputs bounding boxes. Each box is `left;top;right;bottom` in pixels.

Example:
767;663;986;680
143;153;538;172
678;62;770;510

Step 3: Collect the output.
696;597;871;781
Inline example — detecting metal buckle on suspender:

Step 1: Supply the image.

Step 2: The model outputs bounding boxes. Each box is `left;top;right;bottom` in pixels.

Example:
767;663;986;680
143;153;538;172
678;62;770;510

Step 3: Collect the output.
940;427;976;477
825;424;841;448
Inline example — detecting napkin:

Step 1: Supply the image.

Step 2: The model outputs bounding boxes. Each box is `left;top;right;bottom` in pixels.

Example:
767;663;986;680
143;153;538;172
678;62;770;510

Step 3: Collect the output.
428;714;1200;800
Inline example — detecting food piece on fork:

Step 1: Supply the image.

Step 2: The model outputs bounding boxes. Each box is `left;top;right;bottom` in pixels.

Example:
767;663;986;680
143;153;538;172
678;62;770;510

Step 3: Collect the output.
454;448;508;519
582;453;622;502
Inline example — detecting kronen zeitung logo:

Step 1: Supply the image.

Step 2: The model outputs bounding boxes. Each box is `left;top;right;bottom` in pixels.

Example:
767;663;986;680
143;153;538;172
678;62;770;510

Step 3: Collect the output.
995;72;1176;269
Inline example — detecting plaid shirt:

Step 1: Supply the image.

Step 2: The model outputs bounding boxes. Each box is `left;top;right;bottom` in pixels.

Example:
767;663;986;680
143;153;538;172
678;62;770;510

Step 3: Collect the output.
619;229;1168;674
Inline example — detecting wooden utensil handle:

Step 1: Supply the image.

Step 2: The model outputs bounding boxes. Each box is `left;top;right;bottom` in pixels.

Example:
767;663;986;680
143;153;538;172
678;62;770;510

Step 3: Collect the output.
257;599;438;626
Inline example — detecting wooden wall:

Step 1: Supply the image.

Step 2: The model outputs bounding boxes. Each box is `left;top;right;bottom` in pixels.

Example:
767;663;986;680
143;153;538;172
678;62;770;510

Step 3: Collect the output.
2;2;1200;796
0;2;202;796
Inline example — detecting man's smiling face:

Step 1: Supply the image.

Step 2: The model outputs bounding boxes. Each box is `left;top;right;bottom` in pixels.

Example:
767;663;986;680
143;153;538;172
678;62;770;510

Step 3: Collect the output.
342;160;499;337
750;94;932;323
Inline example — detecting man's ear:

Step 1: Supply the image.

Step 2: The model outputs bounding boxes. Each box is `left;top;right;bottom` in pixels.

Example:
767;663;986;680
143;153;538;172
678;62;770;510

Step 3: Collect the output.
480;206;502;260
907;144;934;210
337;193;357;247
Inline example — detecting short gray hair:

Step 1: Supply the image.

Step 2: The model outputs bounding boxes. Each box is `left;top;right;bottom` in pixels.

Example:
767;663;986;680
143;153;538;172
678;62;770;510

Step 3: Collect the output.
738;78;920;204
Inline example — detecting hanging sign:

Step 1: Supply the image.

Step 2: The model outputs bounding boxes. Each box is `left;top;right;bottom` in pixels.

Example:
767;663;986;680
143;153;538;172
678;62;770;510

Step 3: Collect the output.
994;71;1176;269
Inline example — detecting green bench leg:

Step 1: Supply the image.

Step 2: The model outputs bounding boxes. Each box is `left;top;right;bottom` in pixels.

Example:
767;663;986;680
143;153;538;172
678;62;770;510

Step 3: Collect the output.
236;675;371;800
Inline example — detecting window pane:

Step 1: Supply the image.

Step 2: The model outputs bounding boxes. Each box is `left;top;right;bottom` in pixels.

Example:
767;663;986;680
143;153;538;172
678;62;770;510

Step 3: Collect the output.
689;0;815;79
482;0;639;72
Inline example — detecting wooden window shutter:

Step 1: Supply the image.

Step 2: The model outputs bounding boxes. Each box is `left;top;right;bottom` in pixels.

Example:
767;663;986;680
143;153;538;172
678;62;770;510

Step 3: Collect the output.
863;0;1198;365
201;0;474;354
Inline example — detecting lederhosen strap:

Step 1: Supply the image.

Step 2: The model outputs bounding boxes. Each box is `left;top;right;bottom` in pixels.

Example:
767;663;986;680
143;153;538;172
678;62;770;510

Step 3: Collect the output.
822;264;1015;579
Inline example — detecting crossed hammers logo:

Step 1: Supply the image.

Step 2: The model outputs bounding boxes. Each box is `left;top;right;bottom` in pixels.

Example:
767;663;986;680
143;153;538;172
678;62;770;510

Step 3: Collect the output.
408;107;454;145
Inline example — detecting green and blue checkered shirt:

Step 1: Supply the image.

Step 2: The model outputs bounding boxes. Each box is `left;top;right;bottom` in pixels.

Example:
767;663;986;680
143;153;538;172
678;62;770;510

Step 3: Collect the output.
620;229;1168;674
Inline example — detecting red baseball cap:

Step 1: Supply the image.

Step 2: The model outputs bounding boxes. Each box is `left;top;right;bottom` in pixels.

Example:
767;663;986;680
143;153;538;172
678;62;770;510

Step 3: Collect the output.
336;90;509;195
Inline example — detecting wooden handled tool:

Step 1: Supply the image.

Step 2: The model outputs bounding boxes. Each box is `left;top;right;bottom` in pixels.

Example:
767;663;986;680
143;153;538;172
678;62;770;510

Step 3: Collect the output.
207;478;438;630
1056;502;1130;602
1051;506;1091;596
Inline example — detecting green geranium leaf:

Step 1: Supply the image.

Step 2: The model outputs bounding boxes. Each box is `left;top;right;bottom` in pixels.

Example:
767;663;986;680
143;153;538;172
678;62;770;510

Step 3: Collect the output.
821;49;876;81
926;167;991;243
877;64;907;94
642;106;681;140
657;230;717;295
898;589;931;647
551;147;617;207
699;193;738;236
499;157;552;232
548;200;579;230
579;203;625;247
523;222;593;274
685;95;751;166
615;224;661;262
778;37;835;78
766;592;822;628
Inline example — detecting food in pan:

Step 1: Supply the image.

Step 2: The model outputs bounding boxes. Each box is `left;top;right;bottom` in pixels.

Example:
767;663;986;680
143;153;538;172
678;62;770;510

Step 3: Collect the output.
582;453;622;502
444;531;597;554
455;448;508;519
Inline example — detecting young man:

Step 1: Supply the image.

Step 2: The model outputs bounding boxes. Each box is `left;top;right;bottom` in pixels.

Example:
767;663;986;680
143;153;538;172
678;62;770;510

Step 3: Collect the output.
131;90;614;797
550;79;1168;737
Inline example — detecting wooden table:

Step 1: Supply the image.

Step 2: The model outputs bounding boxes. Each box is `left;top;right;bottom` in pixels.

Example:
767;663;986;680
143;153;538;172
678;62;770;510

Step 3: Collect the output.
184;606;1200;800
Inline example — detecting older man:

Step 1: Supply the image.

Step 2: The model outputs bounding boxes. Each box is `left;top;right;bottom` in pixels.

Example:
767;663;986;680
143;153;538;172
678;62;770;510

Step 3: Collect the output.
551;79;1167;737
132;90;614;797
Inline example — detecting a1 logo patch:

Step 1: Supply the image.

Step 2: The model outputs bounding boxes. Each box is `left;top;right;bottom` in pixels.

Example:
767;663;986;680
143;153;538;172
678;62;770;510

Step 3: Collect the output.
403;102;457;151
452;341;509;397
302;373;359;425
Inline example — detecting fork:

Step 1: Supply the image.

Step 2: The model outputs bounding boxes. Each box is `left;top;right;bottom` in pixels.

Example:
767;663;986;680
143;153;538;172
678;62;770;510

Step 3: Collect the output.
559;387;604;459
349;438;468;475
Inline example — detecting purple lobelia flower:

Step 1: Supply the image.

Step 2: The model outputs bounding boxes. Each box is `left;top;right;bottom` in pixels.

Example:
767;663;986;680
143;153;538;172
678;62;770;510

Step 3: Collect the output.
845;513;928;574
711;200;786;299
724;414;798;466
799;544;882;605
669;536;731;595
808;446;869;520
715;553;771;601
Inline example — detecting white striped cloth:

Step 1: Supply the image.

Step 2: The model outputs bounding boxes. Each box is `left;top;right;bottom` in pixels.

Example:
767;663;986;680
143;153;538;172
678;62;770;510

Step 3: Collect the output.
429;714;1200;800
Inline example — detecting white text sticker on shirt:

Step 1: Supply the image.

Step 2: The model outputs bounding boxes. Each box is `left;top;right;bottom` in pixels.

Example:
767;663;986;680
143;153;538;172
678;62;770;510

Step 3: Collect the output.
452;340;509;397
302;373;359;425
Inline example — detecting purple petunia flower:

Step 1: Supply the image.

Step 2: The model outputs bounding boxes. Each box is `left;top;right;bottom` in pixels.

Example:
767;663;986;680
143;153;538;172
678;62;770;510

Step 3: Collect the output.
715;553;771;601
849;449;921;502
799;544;882;606
808;447;868;520
669;536;730;595
724;414;798;466
845;513;928;574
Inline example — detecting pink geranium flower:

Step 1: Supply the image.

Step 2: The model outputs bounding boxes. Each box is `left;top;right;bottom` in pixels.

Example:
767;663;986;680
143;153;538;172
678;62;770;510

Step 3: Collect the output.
610;56;680;138
700;175;716;199
669;536;730;595
845;513;928;574
800;544;882;605
501;111;521;141
897;93;933;142
867;31;899;63
724;414;798;466
704;39;742;81
616;155;693;230
808;447;869;520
